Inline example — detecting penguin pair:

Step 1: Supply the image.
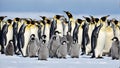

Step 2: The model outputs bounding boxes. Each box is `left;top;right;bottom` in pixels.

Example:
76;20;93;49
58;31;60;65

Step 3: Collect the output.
56;36;68;58
91;15;110;58
48;31;61;58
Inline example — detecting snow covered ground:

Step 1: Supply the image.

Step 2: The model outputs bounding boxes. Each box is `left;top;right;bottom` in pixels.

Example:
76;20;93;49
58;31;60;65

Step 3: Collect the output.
0;54;119;68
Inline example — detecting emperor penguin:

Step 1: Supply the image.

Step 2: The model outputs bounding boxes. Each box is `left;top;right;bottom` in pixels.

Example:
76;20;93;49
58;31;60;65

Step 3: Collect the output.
0;16;7;52
84;16;96;55
76;19;85;54
111;37;120;60
4;19;13;54
5;40;14;56
22;19;31;57
103;20;114;56
40;16;51;43
38;40;49;60
48;31;61;58
17;19;30;57
91;18;103;58
56;36;68;58
13;17;20;54
64;11;76;36
27;34;39;57
95;15;110;58
53;15;64;37
70;40;80;58
81;16;90;55
1;20;9;54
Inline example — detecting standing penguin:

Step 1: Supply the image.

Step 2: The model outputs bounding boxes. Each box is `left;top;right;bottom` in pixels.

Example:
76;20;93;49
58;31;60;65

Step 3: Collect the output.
13;17;20;54
111;37;120;60
81;16;89;55
38;40;49;60
22;19;31;57
70;40;80;58
17;19;31;57
0;16;7;52
83;16;95;55
64;11;75;36
27;34;39;57
5;40;14;56
91;18;103;58
56;36;68;58
103;20;114;56
95;15;110;58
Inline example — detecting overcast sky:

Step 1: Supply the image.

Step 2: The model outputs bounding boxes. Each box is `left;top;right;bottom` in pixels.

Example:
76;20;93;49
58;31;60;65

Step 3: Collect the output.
0;0;120;15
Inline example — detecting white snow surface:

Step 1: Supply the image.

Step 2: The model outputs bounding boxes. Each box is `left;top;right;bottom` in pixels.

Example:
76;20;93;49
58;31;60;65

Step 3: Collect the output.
0;54;120;68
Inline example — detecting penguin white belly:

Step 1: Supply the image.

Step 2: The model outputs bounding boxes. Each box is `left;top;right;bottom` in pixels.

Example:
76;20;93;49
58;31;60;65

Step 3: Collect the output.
6;25;13;48
45;25;50;44
56;23;63;37
115;27;120;38
30;26;38;39
71;23;75;36
95;30;106;58
86;25;95;55
64;24;68;35
103;28;114;55
78;27;83;52
22;28;30;56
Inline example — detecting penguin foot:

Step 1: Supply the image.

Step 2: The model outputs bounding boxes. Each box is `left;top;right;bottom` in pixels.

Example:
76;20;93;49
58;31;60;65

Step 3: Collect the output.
96;56;103;59
81;52;85;55
90;56;95;58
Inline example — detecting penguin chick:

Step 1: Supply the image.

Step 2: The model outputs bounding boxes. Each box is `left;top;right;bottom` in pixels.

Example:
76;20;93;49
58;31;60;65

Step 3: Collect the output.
5;40;14;56
38;40;49;60
70;40;80;58
27;34;39;57
111;37;120;60
56;36;68;58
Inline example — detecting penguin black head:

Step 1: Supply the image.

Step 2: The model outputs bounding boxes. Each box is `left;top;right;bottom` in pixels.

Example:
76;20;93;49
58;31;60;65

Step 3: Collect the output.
112;37;119;42
42;40;46;44
107;20;112;26
31;20;35;25
26;19;31;24
94;18;99;23
77;19;83;24
15;17;20;21
54;31;61;35
9;40;13;44
53;36;56;40
42;35;47;39
7;19;12;24
64;11;73;18
114;19;118;25
30;34;35;40
55;15;63;19
0;16;7;21
46;19;51;24
83;16;91;22
40;16;47;20
62;41;67;45
101;15;110;22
